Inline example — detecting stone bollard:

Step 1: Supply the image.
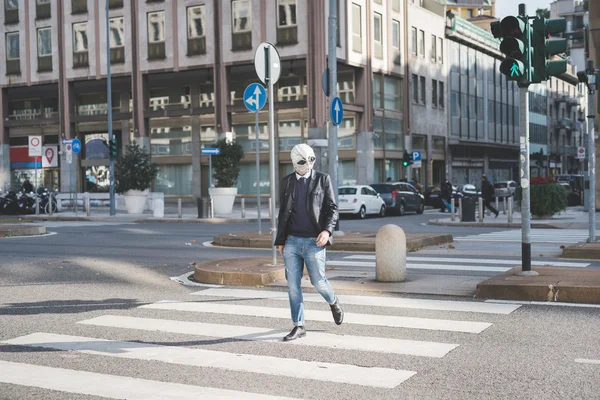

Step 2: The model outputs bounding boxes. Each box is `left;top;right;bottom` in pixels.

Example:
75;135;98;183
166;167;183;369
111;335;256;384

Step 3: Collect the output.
153;199;164;218
375;224;407;282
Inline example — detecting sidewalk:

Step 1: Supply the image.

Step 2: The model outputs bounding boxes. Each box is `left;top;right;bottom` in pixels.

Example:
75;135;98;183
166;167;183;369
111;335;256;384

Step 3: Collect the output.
429;207;594;229
0;224;46;237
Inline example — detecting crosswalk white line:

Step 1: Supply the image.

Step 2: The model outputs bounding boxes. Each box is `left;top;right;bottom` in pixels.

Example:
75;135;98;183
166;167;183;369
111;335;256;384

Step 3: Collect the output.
326;260;512;273
0;360;301;400
3;333;415;389
190;288;520;315
454;229;589;244
141;301;492;333
79;315;459;358
486;299;600;309
575;359;600;365
342;255;590;268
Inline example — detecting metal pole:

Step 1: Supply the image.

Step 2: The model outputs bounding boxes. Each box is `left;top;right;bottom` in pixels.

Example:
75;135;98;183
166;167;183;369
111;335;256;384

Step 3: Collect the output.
495;196;499;214
587;60;596;243
503;196;507;215
86;196;90;217
34;157;38;193
519;86;534;274
210;198;214;219
266;47;277;265
458;197;463;221
35;196;40;215
241;198;246;218
107;1;115;216
328;0;339;230
177;198;182;219
209;155;213;188
268;197;272;218
508;196;513;224
478;197;483;223
450;197;455;222
255;110;262;233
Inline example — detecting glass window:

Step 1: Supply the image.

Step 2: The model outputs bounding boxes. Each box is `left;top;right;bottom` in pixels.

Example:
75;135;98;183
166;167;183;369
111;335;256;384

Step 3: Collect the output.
373;12;382;43
338;160;357;186
432;79;437;107
109;17;125;48
351;3;362;52
338;70;355;104
432;137;444;151
411;27;417;55
6;0;17;9
187;6;205;38
338;114;356;149
392;20;400;49
392;0;400;12
84;133;110;160
73;22;88;53
277;75;303;102
37;28;52;56
431;34;436;62
150;117;192;156
237;163;269;195
6;32;19;60
232;0;252;33
373;73;382;109
384;75;402;111
438;81;444;109
148;11;165;43
278;0;297;27
419;76;426;105
385;132;403;151
412;74;418;103
84;166;110;193
413;134;426;149
279;120;301;151
451;91;459;117
419;29;424;57
233;122;268;153
438;37;443;63
155;164;193;195
77;92;120;115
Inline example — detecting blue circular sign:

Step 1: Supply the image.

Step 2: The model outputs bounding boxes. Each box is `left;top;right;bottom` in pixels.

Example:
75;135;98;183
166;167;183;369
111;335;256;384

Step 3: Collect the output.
331;97;344;126
243;83;267;113
71;138;82;154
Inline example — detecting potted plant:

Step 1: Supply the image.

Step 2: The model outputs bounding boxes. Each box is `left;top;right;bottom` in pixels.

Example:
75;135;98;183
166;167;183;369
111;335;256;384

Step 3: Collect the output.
528;176;568;219
115;143;159;214
208;138;244;215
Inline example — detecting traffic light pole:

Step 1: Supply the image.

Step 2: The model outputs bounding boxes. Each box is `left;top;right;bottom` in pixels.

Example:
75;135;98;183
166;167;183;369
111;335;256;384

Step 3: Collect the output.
586;60;596;243
519;86;536;275
106;1;116;216
328;0;339;231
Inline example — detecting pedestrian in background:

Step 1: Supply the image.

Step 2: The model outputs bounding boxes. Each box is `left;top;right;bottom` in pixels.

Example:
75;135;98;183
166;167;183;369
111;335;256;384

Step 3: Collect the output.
274;144;344;342
481;174;499;218
440;180;452;212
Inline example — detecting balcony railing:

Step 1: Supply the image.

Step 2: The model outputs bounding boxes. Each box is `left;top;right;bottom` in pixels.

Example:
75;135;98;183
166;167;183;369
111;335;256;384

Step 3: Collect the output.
110;47;125;64
276;27;298;46
148;42;166;60
5;7;18;24
232;32;252;51
73;52;89;68
38;55;52;72
108;0;123;8
187;37;206;56
72;0;87;13
6;59;20;75
36;2;51;19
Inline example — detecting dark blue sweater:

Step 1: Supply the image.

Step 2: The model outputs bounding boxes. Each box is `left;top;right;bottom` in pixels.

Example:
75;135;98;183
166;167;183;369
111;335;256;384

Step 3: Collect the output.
289;176;319;237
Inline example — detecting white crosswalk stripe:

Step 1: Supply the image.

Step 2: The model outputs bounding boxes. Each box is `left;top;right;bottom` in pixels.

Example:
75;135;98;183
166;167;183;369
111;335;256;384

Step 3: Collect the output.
454;229;590;244
342;255;590;268
1;289;518;398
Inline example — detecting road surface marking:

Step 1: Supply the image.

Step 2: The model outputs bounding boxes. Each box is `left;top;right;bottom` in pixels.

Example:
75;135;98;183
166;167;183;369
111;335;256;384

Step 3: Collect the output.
191;288;520;315
0;360;302;400
454;229;590;244
79;315;459;358
342;255;590;268
485;300;600;309
575;359;600;365
142;301;492;333
326;260;511;273
3;333;415;389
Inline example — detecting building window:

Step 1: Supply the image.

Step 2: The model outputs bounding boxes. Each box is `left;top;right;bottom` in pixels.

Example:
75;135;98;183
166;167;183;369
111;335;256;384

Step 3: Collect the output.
277;0;298;45
420;76;426;105
187;5;206;55
37;27;52;72
412;74;418;103
109;17;125;63
6;31;19;74
338;70;356;104
419;29;425;57
72;0;88;14
36;0;51;20
373;73;382;109
373;12;382;59
351;3;361;53
232;0;252;51
392;20;400;64
439;81;444;109
432;79;438;107
438;38;443;63
73;22;89;68
384;75;402;111
411;27;417;55
392;0;400;12
467;9;473;18
431;34;436;62
147;11;166;60
5;0;18;24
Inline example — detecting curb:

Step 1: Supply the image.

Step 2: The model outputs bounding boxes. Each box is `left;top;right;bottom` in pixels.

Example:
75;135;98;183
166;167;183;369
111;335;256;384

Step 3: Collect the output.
561;242;600;260
193;257;285;286
0;224;46;237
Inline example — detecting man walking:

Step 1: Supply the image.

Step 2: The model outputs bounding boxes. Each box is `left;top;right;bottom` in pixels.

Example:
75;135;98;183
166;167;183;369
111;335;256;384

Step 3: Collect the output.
481;174;499;218
275;144;344;342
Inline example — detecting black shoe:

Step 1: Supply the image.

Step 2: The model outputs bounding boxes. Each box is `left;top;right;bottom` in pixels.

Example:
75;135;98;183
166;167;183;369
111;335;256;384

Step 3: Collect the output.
495;212;499;218
283;326;306;342
330;298;344;325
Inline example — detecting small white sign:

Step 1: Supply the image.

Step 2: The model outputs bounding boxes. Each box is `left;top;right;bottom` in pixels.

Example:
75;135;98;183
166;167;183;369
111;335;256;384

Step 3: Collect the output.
412;161;422;168
254;42;281;85
42;146;58;168
29;136;42;157
577;146;585;159
66;152;73;164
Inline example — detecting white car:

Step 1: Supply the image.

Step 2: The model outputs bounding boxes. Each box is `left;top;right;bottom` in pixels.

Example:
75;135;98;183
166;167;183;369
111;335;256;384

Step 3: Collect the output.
338;185;387;219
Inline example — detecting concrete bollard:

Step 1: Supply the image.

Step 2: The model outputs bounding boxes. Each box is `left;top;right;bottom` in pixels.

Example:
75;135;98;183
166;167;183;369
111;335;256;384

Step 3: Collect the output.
268;198;272;218
153;199;164;218
478;197;484;223
508;197;513;224
495;197;499;214
210;198;214;219
450;198;455;222
177;198;182;219
375;224;407;282
241;198;246;218
503;196;507;215
35;197;40;215
85;197;91;217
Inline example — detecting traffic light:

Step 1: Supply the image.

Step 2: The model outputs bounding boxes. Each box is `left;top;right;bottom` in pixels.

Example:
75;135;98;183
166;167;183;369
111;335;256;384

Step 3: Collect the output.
402;150;413;167
491;16;532;82
535;149;544;167
531;17;567;83
109;139;118;159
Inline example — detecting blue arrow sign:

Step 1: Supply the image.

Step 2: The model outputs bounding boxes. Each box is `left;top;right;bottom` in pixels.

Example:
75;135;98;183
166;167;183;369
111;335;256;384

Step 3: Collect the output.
331;97;343;126
412;151;422;162
71;138;82;154
243;83;267;113
201;148;221;155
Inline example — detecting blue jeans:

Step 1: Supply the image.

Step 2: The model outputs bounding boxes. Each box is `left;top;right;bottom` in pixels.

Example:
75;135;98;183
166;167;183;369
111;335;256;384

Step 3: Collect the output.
283;235;336;326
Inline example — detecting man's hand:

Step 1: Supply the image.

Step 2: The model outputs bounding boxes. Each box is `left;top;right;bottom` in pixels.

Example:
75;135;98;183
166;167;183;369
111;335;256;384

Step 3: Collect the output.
277;245;284;255
316;230;330;247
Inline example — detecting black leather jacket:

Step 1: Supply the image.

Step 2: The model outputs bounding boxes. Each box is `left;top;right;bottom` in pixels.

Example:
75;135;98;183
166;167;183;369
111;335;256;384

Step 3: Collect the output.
274;169;339;246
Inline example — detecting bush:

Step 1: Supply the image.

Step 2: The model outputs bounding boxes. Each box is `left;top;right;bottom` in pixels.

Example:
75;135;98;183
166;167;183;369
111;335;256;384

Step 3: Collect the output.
211;139;245;188
115;143;159;194
530;178;567;217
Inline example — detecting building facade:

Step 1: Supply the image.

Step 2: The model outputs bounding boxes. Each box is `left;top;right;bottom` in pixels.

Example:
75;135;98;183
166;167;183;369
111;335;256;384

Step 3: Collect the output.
550;0;589;72
442;0;494;20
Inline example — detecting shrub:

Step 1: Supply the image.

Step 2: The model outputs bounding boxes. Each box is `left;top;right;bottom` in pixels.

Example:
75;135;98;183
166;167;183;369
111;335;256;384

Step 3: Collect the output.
115;143;159;194
530;178;567;217
211;139;245;188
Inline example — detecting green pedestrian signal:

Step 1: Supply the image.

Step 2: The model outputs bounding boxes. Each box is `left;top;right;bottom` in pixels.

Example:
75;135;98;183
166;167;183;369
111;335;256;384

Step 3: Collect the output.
492;15;532;83
109;139;118;159
531;17;567;83
402;150;413;168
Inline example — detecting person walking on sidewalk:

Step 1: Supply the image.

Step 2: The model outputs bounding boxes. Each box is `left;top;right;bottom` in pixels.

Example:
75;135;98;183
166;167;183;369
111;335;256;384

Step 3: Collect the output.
481;174;499;218
440;180;452;212
274;144;344;342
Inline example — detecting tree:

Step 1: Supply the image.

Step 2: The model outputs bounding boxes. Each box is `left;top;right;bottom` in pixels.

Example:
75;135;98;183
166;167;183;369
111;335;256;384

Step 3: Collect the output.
115;143;159;194
211;139;245;188
536;8;550;19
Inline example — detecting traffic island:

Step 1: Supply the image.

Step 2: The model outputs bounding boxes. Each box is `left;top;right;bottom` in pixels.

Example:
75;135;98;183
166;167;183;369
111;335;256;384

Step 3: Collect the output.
561;242;600;260
0;224;46;237
212;231;453;252
194;257;285;286
476;266;600;304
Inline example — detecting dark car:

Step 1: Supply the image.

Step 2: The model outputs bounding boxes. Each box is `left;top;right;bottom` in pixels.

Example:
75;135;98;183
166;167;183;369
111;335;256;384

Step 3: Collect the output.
370;182;425;216
424;186;443;208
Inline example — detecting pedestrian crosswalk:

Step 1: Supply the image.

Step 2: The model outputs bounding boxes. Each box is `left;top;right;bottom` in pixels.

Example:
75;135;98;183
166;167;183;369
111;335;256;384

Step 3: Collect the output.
454;229;591;244
1;288;522;399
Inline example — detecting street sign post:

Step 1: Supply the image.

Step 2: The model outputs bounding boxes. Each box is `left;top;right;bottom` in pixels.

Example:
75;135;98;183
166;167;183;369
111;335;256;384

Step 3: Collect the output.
254;42;281;266
71;138;81;154
202;148;221;190
412;151;422;168
29;136;42;189
244;83;267;234
331;97;344;126
577;146;586;160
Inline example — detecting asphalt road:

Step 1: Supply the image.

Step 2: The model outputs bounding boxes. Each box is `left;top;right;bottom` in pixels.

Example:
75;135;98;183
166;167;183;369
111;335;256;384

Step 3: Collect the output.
1;211;599;399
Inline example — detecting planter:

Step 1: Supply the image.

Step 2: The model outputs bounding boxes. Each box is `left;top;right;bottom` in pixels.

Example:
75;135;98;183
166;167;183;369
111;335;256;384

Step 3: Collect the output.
124;189;149;214
209;187;238;215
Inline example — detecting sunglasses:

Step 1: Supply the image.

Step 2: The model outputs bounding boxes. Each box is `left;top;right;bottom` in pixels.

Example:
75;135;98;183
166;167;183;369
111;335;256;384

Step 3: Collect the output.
297;157;316;165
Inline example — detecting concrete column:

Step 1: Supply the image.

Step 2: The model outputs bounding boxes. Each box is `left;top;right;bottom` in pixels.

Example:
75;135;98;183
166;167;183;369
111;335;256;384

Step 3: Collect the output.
120;90;131;147
131;0;147;141
214;0;229;135
356;131;374;185
191;115;202;199
0;89;9;191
